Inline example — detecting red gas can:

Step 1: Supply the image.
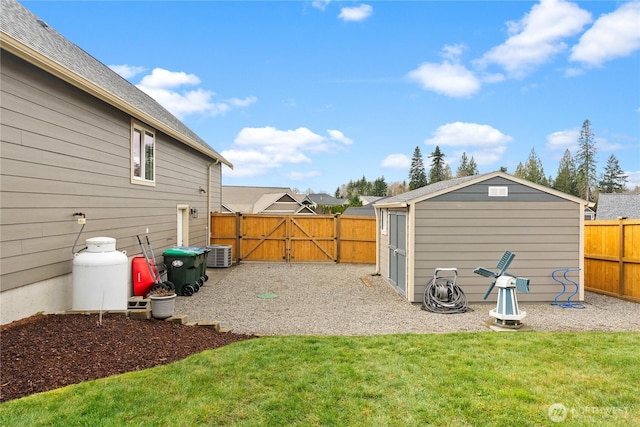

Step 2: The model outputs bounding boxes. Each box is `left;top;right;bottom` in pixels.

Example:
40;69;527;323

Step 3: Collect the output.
132;256;156;296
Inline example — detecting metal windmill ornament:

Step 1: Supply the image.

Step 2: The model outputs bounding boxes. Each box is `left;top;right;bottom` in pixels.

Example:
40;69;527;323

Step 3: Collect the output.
474;251;530;329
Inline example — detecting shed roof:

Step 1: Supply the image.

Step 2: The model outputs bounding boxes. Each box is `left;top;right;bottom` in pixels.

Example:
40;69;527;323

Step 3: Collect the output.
374;172;589;208
343;206;376;217
0;0;231;167
596;193;640;219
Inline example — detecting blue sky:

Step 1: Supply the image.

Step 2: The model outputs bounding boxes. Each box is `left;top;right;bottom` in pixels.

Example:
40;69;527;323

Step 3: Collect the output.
24;0;640;193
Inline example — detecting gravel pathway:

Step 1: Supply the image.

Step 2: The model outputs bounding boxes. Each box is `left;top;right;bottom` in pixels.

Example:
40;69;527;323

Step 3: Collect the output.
175;263;640;335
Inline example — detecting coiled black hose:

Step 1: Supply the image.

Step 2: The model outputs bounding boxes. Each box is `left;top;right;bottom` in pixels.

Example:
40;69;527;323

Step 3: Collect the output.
422;276;472;314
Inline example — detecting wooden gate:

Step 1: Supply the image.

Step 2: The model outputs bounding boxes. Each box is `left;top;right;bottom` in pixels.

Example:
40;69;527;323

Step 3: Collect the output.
210;213;375;263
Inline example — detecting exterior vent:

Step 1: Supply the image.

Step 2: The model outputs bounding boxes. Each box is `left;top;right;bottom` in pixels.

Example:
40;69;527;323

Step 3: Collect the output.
207;245;232;268
488;186;508;197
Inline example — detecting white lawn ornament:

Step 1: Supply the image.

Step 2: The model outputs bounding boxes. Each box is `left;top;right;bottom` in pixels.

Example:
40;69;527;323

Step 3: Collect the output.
474;251;530;329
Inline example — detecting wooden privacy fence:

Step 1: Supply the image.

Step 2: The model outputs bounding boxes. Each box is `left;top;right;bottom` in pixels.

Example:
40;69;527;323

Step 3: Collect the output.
584;219;640;302
210;213;376;264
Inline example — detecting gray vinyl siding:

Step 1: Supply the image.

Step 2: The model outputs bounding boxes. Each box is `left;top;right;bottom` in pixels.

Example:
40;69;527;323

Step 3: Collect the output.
378;211;390;278
412;200;581;303
264;202;303;212
430;176;567;202
1;52;221;292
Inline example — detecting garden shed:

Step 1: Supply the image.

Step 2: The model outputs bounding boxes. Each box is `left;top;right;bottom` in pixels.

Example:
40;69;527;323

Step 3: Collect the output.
373;172;590;303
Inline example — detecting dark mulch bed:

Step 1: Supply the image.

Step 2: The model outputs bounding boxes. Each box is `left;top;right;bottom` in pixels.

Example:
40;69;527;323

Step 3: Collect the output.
1;313;256;403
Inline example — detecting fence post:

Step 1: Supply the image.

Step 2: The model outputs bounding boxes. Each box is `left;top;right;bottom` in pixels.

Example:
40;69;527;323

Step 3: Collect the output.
335;214;341;263
236;213;242;262
618;218;626;296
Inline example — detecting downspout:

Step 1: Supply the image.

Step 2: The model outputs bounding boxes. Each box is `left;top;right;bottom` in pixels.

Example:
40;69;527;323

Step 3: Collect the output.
206;159;220;246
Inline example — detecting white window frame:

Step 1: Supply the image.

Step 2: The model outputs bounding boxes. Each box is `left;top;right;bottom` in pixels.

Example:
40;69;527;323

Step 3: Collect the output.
131;120;156;186
380;208;388;235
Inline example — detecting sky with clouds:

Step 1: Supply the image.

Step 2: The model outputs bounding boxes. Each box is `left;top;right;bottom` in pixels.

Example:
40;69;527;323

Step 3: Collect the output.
25;0;640;192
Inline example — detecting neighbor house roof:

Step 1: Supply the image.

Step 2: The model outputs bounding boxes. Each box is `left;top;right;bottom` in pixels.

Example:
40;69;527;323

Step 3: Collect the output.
374;172;589;208
306;193;346;206
596;193;640;219
222;186;315;214
0;0;231;167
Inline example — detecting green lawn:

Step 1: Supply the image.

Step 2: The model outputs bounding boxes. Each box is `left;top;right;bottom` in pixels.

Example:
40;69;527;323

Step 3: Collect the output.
1;332;638;426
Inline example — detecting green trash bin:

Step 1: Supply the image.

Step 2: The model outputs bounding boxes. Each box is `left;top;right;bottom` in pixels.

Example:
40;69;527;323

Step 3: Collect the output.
163;247;209;296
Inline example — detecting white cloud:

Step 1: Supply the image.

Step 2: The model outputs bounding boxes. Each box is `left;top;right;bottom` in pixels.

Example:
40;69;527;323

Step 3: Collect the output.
477;0;592;77
407;62;480;97
130;67;255;119
546;129;580;152
426;122;513;147
311;0;331;11
137;86;230;118
424;122;513;166
381;154;411;169
441;43;467;61
288;170;322;181
227;97;258;107
570;1;640;66
139;68;200;88
338;4;373;22
109;64;146;79
222;127;353;178
626;170;640;190
327;129;353;145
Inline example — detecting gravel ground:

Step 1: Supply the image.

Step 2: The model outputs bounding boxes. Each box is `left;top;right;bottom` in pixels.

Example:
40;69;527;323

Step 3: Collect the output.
175;263;640;335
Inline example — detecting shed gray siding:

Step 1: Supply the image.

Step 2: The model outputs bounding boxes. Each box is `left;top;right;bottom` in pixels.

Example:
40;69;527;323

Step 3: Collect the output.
430;176;568;202
412;199;581;303
1;51;222;293
376;208;396;281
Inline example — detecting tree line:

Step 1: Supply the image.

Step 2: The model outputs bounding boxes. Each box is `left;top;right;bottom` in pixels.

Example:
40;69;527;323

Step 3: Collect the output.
334;119;632;204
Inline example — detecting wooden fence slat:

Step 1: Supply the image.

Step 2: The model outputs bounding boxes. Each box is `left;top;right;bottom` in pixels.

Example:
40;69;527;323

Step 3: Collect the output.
584;219;640;302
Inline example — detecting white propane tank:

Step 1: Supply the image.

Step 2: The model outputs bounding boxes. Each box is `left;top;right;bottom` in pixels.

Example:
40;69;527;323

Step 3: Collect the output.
72;237;128;311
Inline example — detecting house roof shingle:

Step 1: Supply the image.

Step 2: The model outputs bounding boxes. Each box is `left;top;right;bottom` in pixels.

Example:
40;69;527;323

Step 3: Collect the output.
0;0;230;166
306;194;346;206
596;193;640;220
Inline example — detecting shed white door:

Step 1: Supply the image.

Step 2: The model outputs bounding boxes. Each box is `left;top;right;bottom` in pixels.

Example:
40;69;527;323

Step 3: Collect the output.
388;212;406;295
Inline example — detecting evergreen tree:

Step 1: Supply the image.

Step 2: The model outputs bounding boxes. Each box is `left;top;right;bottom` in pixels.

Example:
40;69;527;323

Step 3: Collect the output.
348;194;362;206
444;164;453;180
372;176;388;197
428;145;447;184
515;148;546;185
408;146;428;190
456;152;470;177
358;175;370;196
599;154;627;193
514;162;525;178
456;152;479;177
553;149;578;196
575;119;597;202
468;156;479;175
